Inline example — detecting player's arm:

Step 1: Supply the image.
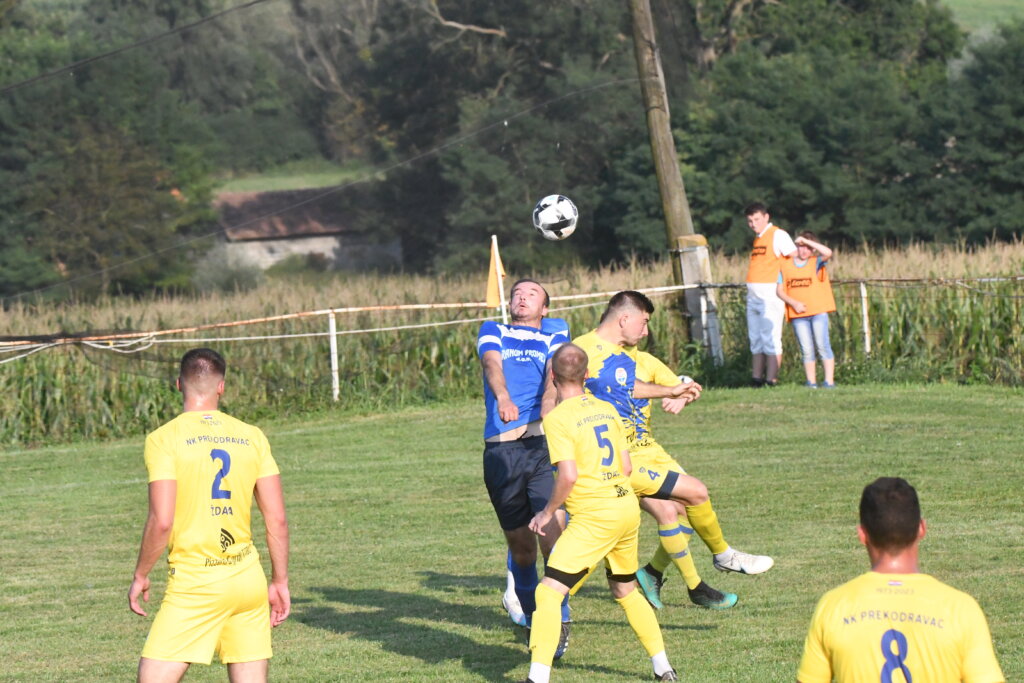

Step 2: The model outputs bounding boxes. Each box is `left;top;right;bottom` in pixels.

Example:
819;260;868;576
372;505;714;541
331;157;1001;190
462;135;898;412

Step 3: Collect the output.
530;459;576;536
620;448;633;478
255;473;290;627
481;349;518;423
777;281;807;314
128;479;176;617
795;235;833;262
540;360;557;416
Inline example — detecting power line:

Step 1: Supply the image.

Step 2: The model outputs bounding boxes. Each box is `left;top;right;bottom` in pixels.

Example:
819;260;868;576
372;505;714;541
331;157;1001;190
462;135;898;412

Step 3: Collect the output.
0;0;280;96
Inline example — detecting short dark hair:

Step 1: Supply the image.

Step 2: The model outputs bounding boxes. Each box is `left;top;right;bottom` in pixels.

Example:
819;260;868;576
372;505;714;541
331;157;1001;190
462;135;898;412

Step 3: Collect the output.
798;230;818;242
859;477;921;552
599;290;654;324
180;348;226;383
510;278;550;307
745;202;769;216
551;343;588;385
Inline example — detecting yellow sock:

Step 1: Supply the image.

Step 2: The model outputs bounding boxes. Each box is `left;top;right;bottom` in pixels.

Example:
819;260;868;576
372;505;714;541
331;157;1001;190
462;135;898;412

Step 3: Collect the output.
615;587;665;656
686;499;728;555
650;543;671;574
529;583;563;666
656;521;701;589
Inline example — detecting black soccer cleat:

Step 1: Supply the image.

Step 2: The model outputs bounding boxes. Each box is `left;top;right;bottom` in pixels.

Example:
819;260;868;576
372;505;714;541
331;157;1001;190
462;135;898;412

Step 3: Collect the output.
688;580;738;610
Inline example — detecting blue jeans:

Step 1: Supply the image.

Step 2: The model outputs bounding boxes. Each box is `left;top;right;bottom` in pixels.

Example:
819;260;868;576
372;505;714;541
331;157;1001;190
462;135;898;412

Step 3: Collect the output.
791;313;834;363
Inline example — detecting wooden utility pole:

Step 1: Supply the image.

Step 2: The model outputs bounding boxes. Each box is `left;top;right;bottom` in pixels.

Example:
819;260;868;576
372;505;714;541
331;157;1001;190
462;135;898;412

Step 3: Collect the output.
628;0;723;364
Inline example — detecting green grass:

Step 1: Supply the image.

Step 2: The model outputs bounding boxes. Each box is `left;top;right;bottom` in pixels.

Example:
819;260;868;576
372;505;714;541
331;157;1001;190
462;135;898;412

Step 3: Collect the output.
1;385;1021;681
215;159;370;193
943;0;1022;32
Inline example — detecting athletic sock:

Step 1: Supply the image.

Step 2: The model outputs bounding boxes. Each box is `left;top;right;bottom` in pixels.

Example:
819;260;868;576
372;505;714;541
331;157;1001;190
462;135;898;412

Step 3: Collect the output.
527;663;551;683
529;583;563;667
506;551;517;594
651;651;673;678
657;521;701;590
510;558;539;622
560;592;570;623
648;547;669;577
686;499;729;555
615;587;665;657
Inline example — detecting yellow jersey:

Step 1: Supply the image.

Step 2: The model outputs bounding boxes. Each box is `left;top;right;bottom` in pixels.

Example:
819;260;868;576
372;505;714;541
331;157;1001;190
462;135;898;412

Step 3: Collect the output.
144;409;279;587
542;393;633;517
798;571;1004;683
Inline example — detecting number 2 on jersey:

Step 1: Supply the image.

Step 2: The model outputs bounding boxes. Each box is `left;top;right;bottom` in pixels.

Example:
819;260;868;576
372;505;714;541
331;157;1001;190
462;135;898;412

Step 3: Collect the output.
210;448;232;500
593;425;615;466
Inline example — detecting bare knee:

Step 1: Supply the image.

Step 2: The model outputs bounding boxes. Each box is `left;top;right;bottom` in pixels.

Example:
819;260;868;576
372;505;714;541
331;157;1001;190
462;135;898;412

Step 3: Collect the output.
673;475;709;506
641;498;678;525
505;526;539;566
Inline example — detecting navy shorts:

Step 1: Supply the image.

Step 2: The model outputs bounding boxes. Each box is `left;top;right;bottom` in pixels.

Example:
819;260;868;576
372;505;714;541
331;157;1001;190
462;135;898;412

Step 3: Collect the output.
483;435;554;531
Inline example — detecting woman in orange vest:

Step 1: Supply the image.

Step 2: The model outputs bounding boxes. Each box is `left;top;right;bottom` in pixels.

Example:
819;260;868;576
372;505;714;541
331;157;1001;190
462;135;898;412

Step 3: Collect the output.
776;231;836;388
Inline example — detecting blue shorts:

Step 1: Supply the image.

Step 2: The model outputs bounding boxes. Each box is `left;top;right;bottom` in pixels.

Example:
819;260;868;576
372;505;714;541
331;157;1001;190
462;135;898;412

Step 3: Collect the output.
483;435;554;531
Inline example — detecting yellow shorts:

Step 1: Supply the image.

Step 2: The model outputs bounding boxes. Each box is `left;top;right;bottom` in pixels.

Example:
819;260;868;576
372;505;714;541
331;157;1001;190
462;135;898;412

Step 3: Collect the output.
142;561;271;665
629;441;685;498
549;497;642;594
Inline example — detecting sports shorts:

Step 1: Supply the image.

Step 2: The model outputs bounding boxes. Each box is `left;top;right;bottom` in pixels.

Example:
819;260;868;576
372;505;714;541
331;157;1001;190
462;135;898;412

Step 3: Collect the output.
547;497;642;595
629;441;685;499
483;435;554;530
142;560;271;665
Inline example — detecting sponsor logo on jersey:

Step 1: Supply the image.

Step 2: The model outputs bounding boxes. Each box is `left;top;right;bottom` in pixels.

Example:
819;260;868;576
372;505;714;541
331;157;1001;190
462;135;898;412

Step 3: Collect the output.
220;528;236;552
615;367;628;386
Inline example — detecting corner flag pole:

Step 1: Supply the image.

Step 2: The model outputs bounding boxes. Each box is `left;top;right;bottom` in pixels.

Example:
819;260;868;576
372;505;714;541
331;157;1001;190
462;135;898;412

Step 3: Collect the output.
487;235;508;324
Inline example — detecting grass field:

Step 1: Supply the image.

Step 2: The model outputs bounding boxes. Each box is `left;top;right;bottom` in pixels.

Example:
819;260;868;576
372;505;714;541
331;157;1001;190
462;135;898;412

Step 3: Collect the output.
1;384;1021;681
944;0;1022;32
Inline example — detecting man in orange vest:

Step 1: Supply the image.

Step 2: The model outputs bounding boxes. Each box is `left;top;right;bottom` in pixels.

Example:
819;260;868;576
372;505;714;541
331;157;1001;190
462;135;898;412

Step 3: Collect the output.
744;202;796;386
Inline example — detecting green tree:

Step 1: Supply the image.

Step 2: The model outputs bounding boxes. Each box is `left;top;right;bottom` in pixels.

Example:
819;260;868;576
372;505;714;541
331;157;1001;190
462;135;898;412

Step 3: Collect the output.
937;19;1024;240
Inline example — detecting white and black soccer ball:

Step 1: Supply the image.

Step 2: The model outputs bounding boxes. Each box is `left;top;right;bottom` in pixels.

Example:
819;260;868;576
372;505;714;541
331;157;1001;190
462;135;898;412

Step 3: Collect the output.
532;194;578;241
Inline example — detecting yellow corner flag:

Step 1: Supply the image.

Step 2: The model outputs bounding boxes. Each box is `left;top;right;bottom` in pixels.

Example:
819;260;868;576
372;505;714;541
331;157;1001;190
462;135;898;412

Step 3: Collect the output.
486;235;506;309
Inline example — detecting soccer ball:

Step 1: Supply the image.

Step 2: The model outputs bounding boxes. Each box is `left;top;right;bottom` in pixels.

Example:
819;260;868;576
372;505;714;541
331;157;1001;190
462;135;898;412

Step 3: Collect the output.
532;195;578;241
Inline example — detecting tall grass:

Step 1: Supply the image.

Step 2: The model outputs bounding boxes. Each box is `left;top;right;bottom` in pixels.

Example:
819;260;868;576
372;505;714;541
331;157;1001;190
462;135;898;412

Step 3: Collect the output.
2;241;1023;446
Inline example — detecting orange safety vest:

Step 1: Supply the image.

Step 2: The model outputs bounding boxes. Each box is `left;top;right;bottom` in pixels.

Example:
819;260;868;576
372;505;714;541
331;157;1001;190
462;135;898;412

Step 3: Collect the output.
747;224;785;284
779;256;836;320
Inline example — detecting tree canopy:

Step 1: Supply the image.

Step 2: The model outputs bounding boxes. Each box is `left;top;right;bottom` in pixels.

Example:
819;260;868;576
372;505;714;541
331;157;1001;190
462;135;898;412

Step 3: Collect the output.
0;0;1021;299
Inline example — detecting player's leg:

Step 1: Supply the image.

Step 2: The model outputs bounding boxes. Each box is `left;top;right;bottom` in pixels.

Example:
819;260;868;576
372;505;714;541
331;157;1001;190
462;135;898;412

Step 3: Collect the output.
226;660;269;683
503;551;528;627
658;473;774;575
137;659;190;683
638;500;737;609
791;317;818;386
484;440;540;625
524;435;570;656
218;563;273;681
606;508;677;681
524;514;607;683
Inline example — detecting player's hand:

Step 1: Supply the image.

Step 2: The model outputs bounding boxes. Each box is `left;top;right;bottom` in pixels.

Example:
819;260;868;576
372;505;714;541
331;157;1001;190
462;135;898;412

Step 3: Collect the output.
529;510;552;536
793;302;807;314
129;575;150;616
268;581;291;627
661;396;688;414
497;396;519;423
794;235;807;246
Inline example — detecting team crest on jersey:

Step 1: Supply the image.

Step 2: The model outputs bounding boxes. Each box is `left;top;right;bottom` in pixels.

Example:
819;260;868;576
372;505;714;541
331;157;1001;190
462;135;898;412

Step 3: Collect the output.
220;528;235;552
615;367;628;386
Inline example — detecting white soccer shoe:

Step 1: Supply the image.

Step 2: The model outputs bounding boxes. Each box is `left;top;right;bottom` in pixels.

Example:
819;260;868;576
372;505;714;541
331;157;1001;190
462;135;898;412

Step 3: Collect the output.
713;548;774;575
503;575;528;627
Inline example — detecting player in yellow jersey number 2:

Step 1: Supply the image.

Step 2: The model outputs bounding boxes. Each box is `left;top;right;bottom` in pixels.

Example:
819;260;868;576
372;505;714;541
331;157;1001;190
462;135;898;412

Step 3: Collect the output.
128;348;290;683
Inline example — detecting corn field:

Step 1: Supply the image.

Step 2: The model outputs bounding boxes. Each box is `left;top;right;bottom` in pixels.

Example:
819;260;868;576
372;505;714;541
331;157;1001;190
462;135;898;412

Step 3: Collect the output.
2;241;1023;446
